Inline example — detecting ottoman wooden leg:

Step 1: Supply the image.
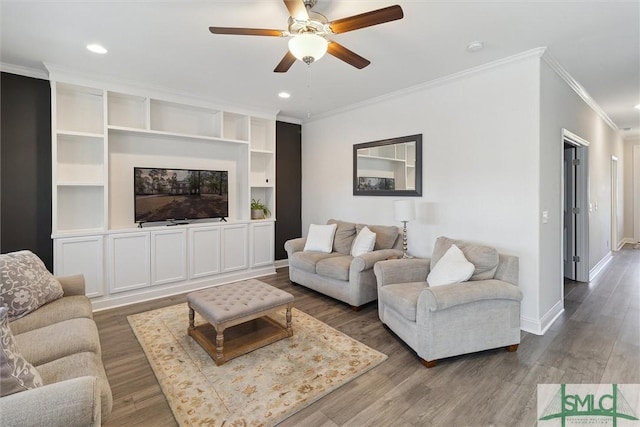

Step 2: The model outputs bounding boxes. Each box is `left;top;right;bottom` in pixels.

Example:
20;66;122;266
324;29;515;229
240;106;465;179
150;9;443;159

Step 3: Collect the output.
187;306;195;333
214;326;226;365
285;302;293;337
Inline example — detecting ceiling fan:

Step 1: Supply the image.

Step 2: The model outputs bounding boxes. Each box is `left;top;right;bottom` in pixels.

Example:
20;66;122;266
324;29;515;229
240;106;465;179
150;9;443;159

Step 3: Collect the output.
209;0;404;72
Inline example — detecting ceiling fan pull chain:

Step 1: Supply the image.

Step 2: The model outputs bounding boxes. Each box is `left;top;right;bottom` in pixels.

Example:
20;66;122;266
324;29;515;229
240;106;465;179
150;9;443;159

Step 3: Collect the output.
306;64;313;119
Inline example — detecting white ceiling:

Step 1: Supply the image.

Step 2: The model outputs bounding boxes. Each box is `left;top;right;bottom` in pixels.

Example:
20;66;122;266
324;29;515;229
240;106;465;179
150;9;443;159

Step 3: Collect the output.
1;0;639;136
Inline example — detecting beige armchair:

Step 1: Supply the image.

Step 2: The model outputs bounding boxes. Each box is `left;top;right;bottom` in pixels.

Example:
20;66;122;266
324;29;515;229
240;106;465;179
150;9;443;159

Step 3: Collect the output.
373;237;523;367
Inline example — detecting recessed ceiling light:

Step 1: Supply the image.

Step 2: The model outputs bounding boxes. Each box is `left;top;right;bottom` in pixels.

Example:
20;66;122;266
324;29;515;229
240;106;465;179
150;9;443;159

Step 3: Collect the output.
278;92;291;99
86;44;108;54
635;104;640;110
466;41;484;53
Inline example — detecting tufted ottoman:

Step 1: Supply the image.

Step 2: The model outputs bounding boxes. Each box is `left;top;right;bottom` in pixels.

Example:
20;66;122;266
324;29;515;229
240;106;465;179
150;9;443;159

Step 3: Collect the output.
187;279;294;365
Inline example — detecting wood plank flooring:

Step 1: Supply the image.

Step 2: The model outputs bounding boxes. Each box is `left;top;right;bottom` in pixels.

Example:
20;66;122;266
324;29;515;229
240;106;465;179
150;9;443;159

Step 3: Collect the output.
94;245;640;426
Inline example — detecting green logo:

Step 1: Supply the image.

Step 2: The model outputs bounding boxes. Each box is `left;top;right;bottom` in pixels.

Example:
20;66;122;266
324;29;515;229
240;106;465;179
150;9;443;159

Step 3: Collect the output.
538;384;639;426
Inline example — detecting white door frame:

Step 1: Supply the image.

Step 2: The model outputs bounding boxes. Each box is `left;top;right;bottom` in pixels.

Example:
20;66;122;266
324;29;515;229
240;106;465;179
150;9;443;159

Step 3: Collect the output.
634;145;640;242
562;129;590;283
611;156;619;251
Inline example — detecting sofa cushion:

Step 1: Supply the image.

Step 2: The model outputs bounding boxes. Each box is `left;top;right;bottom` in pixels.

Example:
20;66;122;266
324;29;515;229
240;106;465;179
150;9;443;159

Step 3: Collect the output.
316;255;353;281
427;244;475;287
358;224;399;250
303;223;337;253
36;351;113;420
290;251;343;274
13;318;101;366
431;236;499;281
351;226;377;257
0;307;43;397
379;282;427;322
328;219;357;255
0;250;64;321
8;295;93;336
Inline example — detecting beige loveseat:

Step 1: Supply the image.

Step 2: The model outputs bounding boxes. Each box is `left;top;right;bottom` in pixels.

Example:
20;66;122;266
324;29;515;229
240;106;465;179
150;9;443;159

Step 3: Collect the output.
285;219;402;309
374;236;523;367
0;257;112;426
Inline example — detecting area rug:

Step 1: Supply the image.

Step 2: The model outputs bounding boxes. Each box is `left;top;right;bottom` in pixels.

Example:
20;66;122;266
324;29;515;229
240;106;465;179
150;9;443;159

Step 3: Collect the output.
128;302;387;426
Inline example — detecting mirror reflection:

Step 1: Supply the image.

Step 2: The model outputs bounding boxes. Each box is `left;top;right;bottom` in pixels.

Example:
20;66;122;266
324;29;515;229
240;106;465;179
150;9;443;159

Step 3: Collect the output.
353;134;422;196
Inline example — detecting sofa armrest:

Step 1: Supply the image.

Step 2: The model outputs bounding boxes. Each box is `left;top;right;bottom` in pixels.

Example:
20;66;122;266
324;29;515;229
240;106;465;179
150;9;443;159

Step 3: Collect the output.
56;274;86;296
0;376;101;427
373;258;431;286
284;238;306;258
351;249;404;273
418;279;523;312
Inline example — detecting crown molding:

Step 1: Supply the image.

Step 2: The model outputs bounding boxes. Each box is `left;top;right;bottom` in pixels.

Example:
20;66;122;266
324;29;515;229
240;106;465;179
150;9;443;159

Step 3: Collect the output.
541;50;618;132
308;47;547;123
276;114;303;125
0;62;49;80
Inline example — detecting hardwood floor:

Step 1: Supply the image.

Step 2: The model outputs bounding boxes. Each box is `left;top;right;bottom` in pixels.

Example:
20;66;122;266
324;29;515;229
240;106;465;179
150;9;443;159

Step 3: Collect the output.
95;246;640;426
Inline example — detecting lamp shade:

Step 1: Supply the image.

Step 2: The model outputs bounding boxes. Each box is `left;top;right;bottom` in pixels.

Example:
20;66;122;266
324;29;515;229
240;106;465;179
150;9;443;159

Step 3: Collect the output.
288;34;328;64
394;200;415;222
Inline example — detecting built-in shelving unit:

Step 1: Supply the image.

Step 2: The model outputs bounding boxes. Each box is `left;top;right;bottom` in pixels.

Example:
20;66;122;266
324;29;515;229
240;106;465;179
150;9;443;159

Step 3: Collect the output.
49;74;277;309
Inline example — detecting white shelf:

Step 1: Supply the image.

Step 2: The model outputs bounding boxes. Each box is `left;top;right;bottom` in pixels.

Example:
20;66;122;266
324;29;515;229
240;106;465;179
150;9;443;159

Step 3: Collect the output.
223;112;249;141
150;99;222;138
108;125;249;145
108;92;148;129
250;148;274;155
56;83;104;134
57;182;104;187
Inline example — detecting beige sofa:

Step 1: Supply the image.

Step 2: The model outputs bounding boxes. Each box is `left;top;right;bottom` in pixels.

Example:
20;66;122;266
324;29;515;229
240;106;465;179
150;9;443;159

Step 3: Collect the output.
1;274;113;426
285;219;403;309
374;236;523;367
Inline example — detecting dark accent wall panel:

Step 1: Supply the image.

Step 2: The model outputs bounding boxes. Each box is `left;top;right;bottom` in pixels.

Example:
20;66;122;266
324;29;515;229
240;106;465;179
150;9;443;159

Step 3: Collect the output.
275;121;302;261
1;73;53;270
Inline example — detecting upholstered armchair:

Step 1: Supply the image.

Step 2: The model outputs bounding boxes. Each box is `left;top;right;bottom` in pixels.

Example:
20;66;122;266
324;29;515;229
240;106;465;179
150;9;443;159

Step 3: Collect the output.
373;237;523;367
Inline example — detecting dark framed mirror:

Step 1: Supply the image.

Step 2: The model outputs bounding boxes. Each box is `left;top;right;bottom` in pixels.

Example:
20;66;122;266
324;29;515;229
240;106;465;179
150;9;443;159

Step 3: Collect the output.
353;134;422;196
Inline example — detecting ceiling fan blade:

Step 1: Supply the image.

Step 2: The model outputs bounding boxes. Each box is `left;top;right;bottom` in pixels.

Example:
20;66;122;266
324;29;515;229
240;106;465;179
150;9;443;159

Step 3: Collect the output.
274;51;297;73
329;5;404;34
209;27;286;37
283;0;309;21
327;41;371;69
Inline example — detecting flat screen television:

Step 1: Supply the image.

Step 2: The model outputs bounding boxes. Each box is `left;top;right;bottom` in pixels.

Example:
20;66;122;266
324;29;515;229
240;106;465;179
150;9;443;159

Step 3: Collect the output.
134;167;228;223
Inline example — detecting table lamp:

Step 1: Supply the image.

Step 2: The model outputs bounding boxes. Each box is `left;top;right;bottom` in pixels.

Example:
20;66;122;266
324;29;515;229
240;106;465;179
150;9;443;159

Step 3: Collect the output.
394;200;415;258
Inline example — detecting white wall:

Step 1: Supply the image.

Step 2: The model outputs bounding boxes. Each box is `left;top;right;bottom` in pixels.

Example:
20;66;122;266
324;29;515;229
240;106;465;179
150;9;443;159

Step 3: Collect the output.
302;53;543;331
539;57;625;307
624;137;640;241
302;49;629;335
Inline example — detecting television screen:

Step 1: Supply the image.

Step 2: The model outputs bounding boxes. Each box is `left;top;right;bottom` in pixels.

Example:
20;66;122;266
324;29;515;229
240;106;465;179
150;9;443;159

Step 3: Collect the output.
134;167;228;223
357;177;395;191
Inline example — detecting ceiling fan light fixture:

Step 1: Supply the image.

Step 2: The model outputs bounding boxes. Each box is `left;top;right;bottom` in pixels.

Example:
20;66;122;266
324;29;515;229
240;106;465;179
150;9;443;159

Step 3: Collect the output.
288;33;328;65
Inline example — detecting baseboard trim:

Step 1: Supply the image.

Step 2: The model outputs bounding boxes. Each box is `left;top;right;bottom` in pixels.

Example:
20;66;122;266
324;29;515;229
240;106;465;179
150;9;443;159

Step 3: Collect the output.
589;251;613;281
274;259;289;269
520;299;564;336
91;266;276;312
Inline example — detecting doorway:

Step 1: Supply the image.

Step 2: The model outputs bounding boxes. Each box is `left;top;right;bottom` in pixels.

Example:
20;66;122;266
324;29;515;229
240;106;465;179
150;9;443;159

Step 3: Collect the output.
563;144;577;280
562;130;589;283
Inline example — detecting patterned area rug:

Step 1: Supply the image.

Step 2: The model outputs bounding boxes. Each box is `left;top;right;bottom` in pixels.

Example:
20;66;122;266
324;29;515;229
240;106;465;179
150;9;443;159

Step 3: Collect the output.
128;302;387;426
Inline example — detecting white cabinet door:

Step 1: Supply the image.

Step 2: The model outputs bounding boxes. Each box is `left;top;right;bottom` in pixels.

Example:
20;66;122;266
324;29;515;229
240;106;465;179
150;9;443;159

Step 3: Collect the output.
221;224;248;272
108;232;150;293
54;236;104;298
250;222;274;267
189;226;221;279
151;229;187;286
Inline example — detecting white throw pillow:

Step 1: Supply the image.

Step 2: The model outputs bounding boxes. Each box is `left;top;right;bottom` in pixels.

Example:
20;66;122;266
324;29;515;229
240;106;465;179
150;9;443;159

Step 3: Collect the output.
427;244;475;287
350;226;377;257
303;223;338;253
